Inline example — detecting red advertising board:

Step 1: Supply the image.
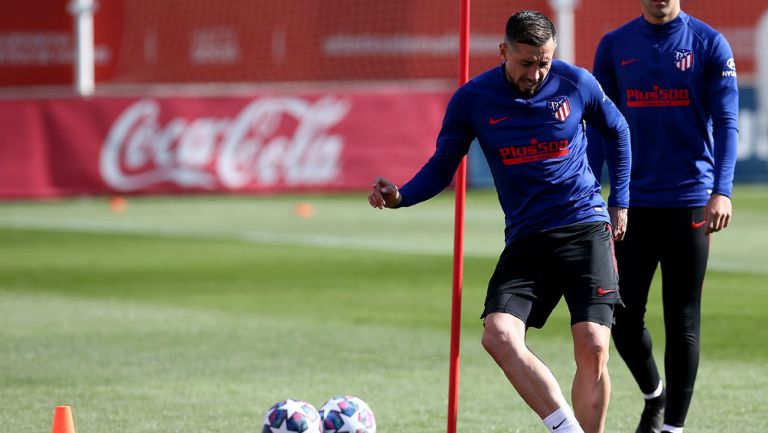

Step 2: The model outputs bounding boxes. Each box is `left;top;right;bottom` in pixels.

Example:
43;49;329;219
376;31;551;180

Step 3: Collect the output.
0;90;448;198
0;0;762;86
0;0;124;85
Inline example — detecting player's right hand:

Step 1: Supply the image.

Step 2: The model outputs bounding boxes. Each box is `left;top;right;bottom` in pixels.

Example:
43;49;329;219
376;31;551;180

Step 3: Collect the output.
608;207;627;241
368;177;401;209
704;193;732;234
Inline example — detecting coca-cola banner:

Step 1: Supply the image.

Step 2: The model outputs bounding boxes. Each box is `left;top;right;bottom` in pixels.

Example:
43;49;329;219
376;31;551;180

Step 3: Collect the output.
0;90;448;198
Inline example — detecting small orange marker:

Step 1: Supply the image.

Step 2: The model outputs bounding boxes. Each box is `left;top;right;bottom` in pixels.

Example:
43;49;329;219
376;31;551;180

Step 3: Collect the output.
109;196;126;213
51;406;76;433
295;202;315;219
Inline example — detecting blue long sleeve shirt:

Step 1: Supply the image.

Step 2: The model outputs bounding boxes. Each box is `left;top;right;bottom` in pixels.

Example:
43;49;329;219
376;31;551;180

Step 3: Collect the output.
588;11;739;207
399;60;631;245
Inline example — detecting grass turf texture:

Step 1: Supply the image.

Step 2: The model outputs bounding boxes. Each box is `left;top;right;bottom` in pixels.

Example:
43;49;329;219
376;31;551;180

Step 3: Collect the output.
1;186;766;433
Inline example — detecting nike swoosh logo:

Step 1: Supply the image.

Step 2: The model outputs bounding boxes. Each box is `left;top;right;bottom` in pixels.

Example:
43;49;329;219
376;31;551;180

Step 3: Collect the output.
552;419;566;430
597;287;617;296
489;115;512;125
691;219;707;229
620;58;638;66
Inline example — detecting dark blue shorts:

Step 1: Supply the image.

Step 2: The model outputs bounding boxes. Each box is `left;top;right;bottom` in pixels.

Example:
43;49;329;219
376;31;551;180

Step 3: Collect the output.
481;221;620;328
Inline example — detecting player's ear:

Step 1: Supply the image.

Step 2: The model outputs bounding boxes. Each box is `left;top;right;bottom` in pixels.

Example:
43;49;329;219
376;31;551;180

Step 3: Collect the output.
499;42;507;62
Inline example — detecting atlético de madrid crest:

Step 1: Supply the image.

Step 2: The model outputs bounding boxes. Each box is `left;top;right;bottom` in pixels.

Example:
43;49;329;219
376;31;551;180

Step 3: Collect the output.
547;96;571;121
674;49;694;71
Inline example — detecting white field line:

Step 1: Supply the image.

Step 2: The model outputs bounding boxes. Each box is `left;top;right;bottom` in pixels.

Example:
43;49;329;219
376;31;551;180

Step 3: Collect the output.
0;218;452;255
1;218;766;274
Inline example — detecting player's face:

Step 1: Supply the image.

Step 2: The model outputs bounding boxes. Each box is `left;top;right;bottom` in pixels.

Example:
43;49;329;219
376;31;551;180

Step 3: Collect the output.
641;0;681;24
500;38;556;97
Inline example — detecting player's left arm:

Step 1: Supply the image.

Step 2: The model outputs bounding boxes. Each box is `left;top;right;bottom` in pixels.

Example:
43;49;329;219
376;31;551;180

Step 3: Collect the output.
705;34;739;234
580;69;631;240
586;36;620;181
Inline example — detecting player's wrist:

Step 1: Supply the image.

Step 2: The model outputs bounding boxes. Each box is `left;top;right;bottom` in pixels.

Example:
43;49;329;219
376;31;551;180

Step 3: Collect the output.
390;191;403;208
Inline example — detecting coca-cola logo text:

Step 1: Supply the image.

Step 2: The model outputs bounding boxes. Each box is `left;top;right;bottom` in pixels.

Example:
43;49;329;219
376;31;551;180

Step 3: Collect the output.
100;96;351;191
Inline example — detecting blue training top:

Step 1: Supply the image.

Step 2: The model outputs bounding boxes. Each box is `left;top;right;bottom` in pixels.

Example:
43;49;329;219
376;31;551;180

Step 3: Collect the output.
399;60;631;245
588;11;739;207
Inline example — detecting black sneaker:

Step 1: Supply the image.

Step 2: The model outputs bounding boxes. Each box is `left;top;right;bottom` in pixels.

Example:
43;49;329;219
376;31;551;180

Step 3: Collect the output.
635;388;665;433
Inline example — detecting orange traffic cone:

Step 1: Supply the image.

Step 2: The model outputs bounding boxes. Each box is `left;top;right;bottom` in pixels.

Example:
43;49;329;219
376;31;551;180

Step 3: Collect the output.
51;406;76;433
294;202;315;219
109;195;127;213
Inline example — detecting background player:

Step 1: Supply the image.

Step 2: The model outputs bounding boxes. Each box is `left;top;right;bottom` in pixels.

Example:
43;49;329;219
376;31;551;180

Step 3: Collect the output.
587;0;739;432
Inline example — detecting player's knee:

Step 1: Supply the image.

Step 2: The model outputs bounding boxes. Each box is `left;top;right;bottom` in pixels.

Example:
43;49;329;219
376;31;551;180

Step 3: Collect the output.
669;329;699;348
481;327;505;353
575;338;610;372
481;325;521;357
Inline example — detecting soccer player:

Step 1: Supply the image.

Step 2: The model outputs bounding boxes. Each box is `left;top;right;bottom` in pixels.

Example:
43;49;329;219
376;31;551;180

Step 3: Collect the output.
368;10;631;433
587;1;739;432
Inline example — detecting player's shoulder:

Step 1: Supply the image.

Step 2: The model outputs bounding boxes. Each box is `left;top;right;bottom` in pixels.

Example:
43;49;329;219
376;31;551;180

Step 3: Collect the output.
599;16;644;46
466;65;502;88
450;65;500;107
679;11;733;59
681;11;726;43
550;60;594;87
455;65;502;96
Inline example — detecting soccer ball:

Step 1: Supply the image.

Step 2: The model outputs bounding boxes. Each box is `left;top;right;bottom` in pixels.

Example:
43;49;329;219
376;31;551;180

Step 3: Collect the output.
318;395;376;433
262;399;322;433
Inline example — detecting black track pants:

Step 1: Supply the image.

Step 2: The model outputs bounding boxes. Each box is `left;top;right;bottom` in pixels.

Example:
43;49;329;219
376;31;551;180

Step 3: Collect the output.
611;207;709;428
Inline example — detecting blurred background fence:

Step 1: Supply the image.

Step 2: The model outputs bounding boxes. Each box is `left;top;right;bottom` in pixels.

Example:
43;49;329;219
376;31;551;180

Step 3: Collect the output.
1;0;766;198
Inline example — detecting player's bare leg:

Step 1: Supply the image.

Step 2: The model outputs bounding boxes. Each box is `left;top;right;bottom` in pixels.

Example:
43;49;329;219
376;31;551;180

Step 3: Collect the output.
570;321;612;433
482;312;571;419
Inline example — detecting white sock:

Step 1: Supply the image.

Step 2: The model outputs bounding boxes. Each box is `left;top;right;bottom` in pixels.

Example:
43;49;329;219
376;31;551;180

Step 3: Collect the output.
543;406;583;433
662;424;683;433
643;380;664;399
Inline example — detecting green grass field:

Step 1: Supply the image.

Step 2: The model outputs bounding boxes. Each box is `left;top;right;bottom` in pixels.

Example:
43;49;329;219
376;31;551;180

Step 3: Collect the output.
1;186;766;433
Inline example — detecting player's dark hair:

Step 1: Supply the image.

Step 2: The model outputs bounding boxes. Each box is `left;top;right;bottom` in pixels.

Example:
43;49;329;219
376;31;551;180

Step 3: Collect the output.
505;10;557;46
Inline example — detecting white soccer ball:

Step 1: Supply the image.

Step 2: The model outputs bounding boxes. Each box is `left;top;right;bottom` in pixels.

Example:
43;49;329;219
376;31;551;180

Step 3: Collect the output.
262;399;322;433
319;395;376;433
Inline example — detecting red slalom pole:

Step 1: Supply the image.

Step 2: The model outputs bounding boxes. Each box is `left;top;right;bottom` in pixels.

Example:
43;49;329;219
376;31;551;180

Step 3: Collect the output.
447;0;470;432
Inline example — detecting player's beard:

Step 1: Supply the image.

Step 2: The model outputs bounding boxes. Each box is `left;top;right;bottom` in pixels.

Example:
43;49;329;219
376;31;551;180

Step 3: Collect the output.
518;79;540;96
505;68;541;96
